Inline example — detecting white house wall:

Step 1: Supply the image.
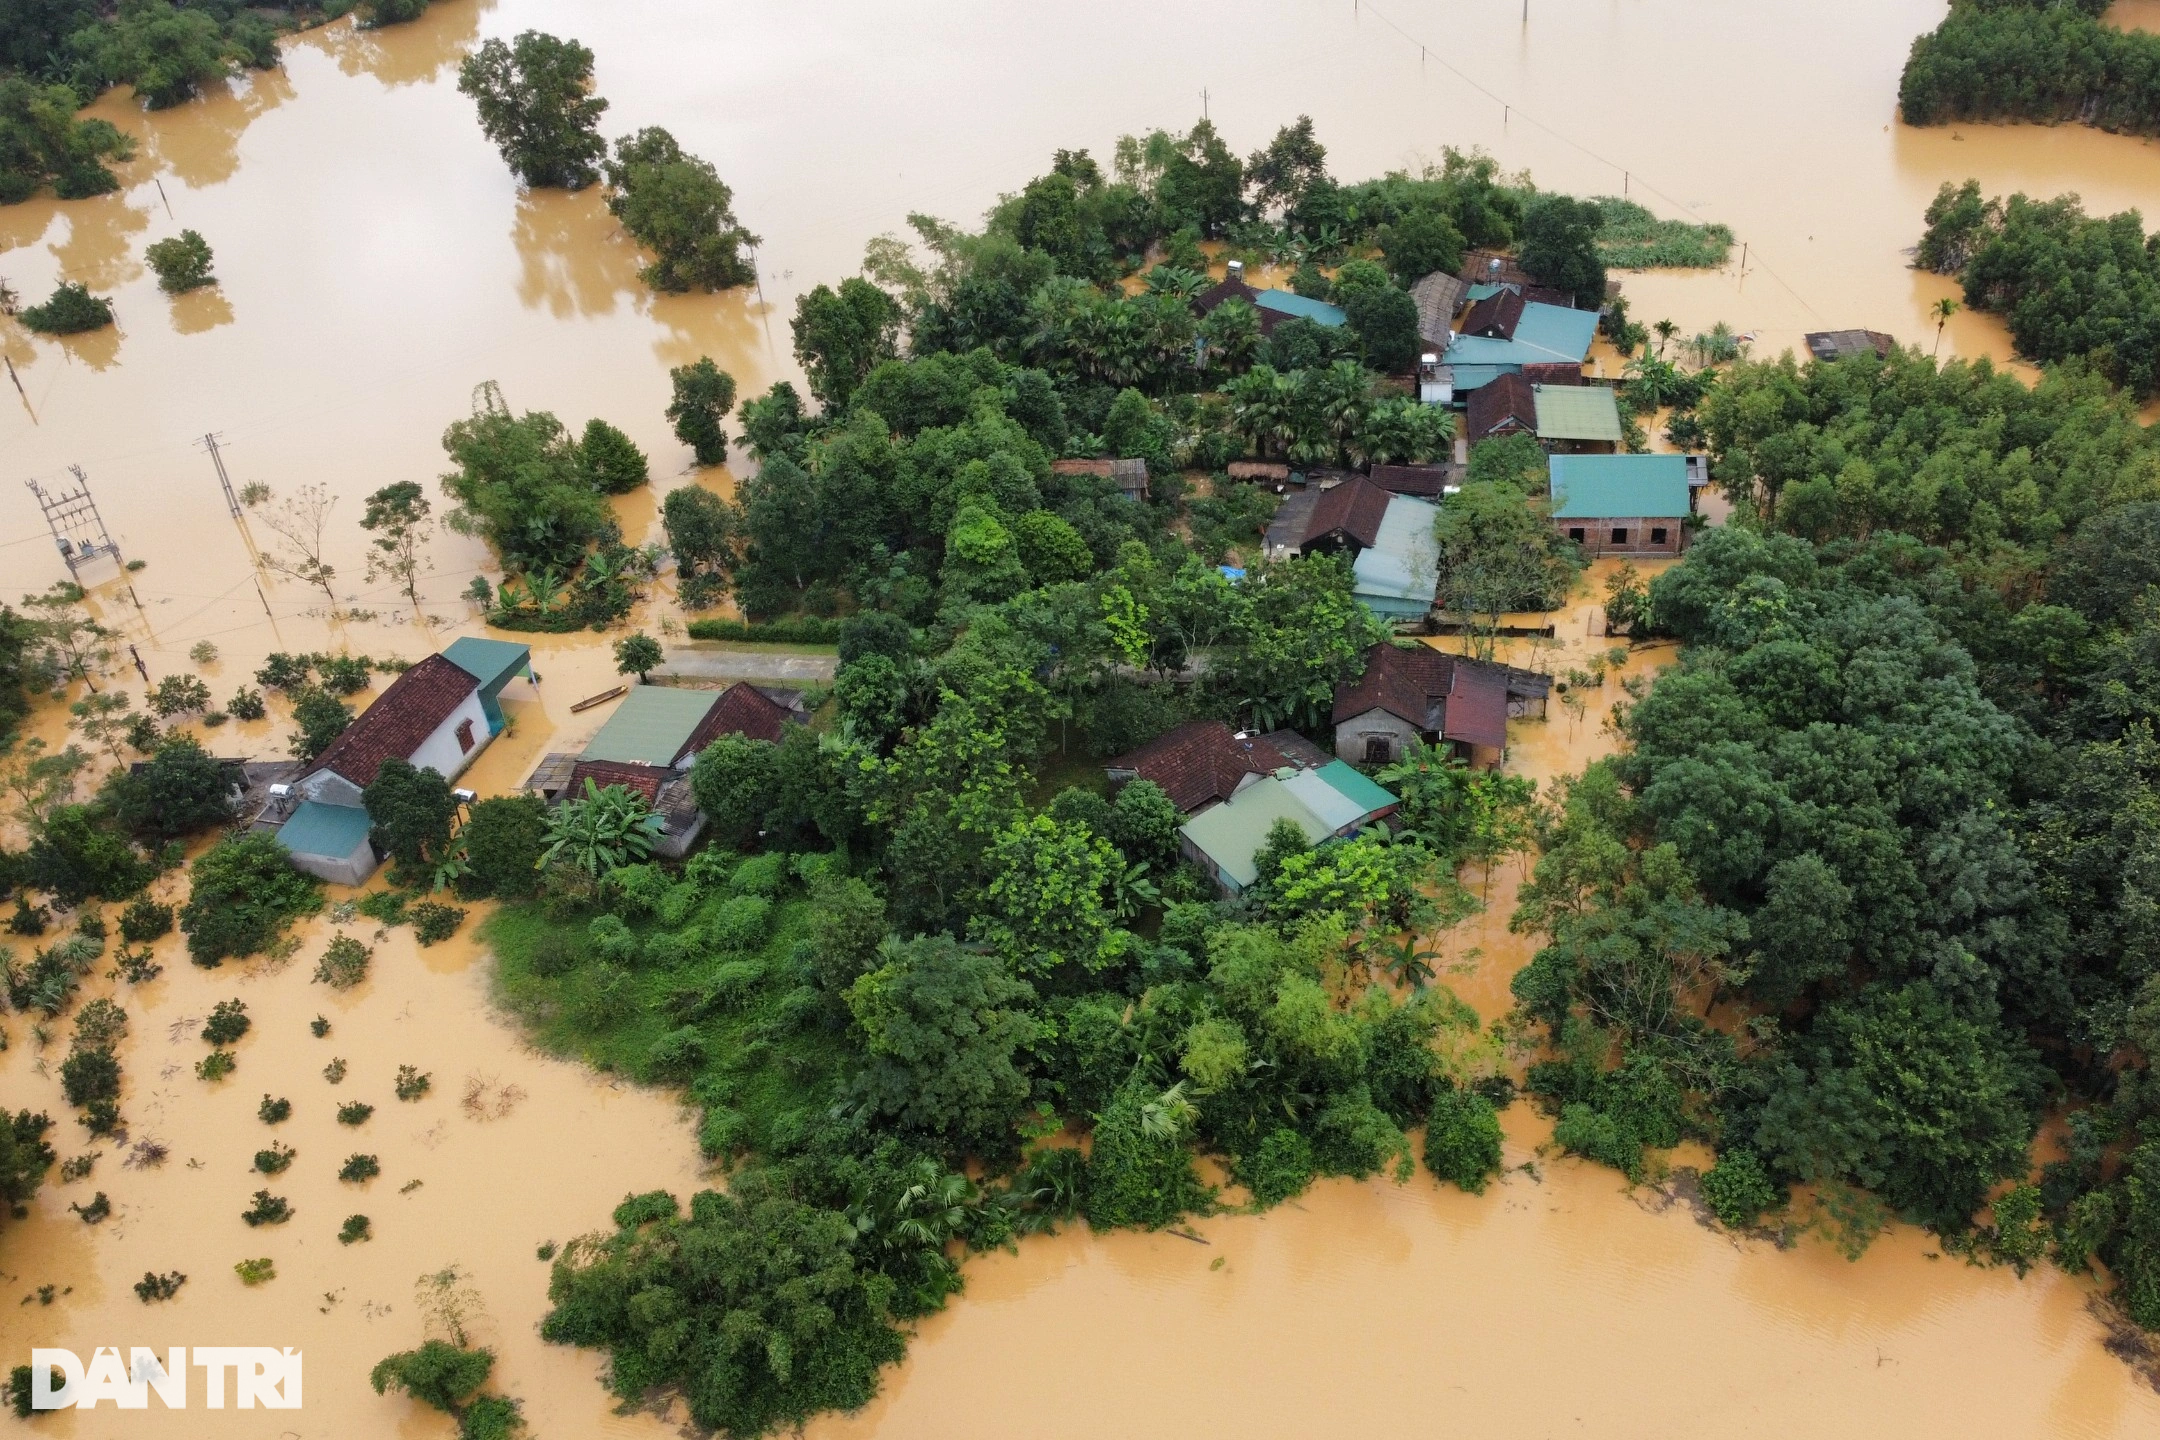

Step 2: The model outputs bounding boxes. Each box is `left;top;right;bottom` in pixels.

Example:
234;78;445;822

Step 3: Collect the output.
407;690;494;782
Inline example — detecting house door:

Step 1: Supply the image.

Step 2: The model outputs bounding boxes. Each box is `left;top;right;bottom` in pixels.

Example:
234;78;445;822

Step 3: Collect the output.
1364;735;1393;764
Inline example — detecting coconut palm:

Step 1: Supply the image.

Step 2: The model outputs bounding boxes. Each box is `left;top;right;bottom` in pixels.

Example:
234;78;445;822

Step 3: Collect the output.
1932;296;1960;357
1652;318;1679;356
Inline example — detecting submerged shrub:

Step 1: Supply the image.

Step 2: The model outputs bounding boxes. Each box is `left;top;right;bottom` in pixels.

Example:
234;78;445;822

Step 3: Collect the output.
1236;1128;1315;1208
258;1094;291;1124
202;999;251;1045
394;1065;431;1101
1423;1086;1505;1194
339;1214;372;1245
1700;1149;1783;1229
195;1050;236;1082
314;934;372;989
133;1270;186;1302
409;902;465;946
241;1190;292;1226
254;1142;295;1175
234;1257;276;1285
118;898;174;944
336;1102;374;1126
339;1153;381;1183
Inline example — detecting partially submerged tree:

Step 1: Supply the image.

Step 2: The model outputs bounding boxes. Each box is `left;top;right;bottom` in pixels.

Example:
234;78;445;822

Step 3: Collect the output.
361;481;435;616
666;357;736;466
256;483;341;607
457;30;609;189
603;127;759;293
144;229;214;292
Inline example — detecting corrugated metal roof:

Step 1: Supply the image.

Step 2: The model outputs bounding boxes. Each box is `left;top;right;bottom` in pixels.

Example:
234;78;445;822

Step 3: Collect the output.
1351;495;1439;613
1532;384;1623;442
1179;778;1333;890
1253;290;1347;327
1441;302;1598;371
277;800;373;860
442;637;532;695
581;686;722;767
1549;454;1692;519
1312;760;1398;817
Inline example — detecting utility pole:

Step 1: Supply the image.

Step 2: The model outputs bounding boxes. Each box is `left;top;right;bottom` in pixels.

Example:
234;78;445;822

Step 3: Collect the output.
199;432;241;517
1201;88;1209;121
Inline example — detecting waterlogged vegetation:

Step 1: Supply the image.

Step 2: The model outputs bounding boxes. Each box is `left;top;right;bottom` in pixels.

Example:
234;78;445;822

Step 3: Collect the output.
1498;338;2160;1317
1900;0;2160;138
1917;179;2160;397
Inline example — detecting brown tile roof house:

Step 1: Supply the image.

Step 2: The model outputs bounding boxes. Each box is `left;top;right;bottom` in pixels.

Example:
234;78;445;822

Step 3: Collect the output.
1106;720;1301;814
309;655;478;788
1461;288;1527;340
1466;372;1538;443
1332;644;1553;754
1370;464;1459;498
697;681;795;748
567;758;666;805
1298;476;1392;555
1194;275;1295;337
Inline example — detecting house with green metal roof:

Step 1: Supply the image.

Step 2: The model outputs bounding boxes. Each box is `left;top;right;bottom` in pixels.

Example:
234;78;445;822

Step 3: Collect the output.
442;636;536;735
1549;454;1695;557
1178;765;1399;895
1532;385;1623;450
582;686;729;767
273;800;376;887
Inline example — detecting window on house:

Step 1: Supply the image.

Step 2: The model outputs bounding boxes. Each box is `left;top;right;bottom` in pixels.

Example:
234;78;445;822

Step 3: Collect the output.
1567;527;1586;544
454;718;475;754
1611;527;1629;545
1364;736;1393;764
1650;527;1669;545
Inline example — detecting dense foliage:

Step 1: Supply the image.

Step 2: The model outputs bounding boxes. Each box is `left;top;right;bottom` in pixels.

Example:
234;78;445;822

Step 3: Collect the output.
0;75;132;203
1900;0;2160;138
1512;337;2160;1318
1917;180;2160;397
603;126;758;293
457;30;607;189
179;832;322;967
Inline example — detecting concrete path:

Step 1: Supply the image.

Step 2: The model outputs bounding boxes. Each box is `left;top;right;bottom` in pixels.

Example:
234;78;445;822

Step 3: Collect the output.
655;645;838;685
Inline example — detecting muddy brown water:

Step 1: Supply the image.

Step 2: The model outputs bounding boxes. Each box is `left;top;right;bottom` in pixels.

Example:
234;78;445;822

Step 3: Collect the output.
7;2;2160;1434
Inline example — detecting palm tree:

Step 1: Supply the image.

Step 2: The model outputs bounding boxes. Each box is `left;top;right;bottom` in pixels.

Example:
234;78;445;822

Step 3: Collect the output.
1139;1081;1198;1140
1932;296;1960;357
1652;318;1679;357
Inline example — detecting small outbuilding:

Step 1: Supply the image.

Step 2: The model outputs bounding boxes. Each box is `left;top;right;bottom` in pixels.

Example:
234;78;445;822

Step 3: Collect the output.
1805;330;1895;363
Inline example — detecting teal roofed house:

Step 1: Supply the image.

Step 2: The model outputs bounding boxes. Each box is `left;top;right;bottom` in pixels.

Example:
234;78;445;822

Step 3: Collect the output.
443;636;536;735
1178;765;1400;895
1549;454;1695;558
1251;289;1346;327
582;685;729;767
1440;302;1598;391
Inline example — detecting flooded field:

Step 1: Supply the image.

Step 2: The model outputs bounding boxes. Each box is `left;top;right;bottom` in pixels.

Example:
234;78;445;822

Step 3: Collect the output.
7;1;2160;1435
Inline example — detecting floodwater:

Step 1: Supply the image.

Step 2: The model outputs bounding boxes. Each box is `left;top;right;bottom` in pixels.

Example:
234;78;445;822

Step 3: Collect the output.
6;1;2160;1434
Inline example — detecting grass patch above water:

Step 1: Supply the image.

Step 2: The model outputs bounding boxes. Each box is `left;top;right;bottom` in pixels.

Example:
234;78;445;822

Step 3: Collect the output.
1593;197;1734;269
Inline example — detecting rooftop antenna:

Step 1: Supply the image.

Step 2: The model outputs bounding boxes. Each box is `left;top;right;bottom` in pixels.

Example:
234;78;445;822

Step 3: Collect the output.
25;466;124;584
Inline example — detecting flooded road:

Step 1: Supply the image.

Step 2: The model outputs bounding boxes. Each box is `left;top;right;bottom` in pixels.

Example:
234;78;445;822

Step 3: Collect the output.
7;2;2160;1434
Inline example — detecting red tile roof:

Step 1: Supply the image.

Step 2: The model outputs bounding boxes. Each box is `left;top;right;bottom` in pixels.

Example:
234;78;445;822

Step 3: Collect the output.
1299;476;1392;553
1522;362;1585;386
1467;372;1537;442
568;759;666;804
309;654;478;788
688;682;795;751
1107;719;1298;814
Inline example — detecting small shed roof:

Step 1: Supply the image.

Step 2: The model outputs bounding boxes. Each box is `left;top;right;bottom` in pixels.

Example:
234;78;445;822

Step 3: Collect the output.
277;800;373;861
1370;464;1457;498
1549;454;1692;519
582;686;721;767
1805;330;1895;363
442;637;532;696
1533;384;1623;443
